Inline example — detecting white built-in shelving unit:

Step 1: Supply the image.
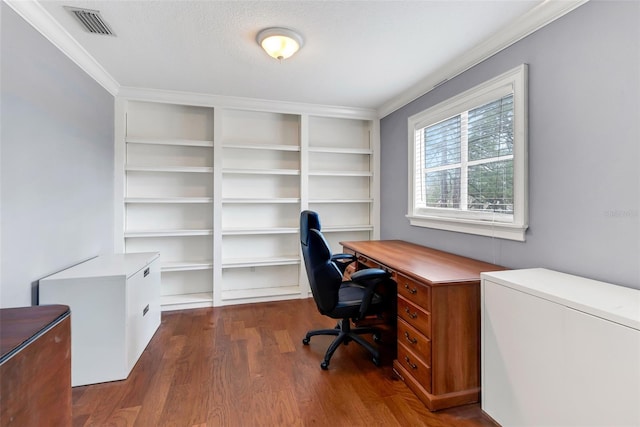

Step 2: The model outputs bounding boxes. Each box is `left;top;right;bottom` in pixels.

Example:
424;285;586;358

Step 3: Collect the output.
115;92;379;310
216;109;302;304
120;101;215;310
307;116;375;253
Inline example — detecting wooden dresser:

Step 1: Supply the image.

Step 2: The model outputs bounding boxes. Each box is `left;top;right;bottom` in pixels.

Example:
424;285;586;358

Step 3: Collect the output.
0;304;72;426
341;240;504;411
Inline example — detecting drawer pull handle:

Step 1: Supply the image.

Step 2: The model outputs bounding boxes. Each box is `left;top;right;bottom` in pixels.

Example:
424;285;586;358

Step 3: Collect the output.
404;332;417;345
143;304;149;316
144;267;150;277
404;283;417;294
404;356;418;370
404;307;418;319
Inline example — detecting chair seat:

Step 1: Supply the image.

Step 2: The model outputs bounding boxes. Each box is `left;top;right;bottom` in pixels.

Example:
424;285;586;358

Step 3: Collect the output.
330;282;383;319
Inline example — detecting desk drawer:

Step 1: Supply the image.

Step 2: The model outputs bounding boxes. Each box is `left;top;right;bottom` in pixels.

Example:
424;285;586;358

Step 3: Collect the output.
398;295;431;338
397;273;430;310
397;342;432;393
397;318;431;366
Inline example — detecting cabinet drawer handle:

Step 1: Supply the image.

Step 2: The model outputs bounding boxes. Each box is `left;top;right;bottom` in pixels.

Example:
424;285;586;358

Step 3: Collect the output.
404;332;418;345
404;306;418;319
404;283;417;294
144;267;150;277
404;356;418;370
143;304;149;316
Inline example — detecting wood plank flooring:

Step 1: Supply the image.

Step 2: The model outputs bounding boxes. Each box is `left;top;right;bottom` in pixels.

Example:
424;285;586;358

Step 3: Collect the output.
71;298;498;426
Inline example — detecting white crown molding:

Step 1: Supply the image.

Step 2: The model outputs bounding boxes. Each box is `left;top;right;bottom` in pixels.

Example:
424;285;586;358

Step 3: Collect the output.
377;0;589;118
4;0;120;96
118;86;378;120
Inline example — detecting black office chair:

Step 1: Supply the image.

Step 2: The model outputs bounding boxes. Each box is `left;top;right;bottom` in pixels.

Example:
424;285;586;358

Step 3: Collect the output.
300;210;390;369
300;210;355;275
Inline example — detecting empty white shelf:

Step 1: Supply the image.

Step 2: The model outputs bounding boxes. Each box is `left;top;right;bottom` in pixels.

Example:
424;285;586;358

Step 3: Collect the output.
126;137;214;147
126;165;213;173
125;197;213;204
221;227;298;236
125;229;214;238
222;257;300;269
222;198;300;204
309;147;372;155
222;168;300;175
309;170;373;177
221;286;300;301
162;260;213;272
222;143;300;152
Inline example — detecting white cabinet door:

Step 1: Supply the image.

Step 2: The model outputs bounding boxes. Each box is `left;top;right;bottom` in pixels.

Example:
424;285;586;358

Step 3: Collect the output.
482;280;566;426
563;308;640;426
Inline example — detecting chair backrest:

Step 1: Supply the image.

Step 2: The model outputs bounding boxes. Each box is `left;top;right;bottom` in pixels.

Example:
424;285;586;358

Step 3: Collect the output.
300;210;321;247
300;211;342;314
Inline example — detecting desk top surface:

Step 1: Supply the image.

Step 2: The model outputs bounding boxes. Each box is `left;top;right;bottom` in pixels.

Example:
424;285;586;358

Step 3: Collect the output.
341;240;505;285
0;305;70;363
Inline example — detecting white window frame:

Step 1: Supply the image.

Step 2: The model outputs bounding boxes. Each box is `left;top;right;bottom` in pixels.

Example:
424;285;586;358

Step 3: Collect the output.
407;64;528;241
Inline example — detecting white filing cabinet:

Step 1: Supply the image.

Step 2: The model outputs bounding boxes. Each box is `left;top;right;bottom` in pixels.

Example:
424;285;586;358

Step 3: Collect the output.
481;268;640;427
39;252;161;386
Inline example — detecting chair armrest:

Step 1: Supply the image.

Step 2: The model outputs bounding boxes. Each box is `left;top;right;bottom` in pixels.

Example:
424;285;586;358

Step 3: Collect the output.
350;268;389;283
350;268;391;319
331;253;356;262
331;253;356;274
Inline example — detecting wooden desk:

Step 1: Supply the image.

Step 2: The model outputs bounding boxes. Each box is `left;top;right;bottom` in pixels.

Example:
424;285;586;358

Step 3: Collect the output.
341;240;505;411
0;305;72;426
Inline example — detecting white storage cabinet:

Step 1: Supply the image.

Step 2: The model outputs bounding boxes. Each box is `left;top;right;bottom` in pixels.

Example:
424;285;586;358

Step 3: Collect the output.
39;252;161;386
481;268;640;427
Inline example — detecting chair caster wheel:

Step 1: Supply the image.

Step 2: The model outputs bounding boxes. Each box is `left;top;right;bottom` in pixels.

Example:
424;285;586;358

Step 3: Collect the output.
372;357;380;367
302;337;310;345
321;361;329;370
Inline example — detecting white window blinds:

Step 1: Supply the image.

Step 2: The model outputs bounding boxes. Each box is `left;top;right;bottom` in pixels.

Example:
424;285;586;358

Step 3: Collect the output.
416;94;514;219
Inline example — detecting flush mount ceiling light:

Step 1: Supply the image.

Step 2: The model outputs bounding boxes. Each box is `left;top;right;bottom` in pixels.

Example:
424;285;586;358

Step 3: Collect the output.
256;27;304;60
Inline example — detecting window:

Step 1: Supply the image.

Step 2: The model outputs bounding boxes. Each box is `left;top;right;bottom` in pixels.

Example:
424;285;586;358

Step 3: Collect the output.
407;65;528;241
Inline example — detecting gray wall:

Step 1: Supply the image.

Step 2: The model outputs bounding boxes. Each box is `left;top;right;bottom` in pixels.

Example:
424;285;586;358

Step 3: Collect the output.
380;0;639;289
1;3;115;307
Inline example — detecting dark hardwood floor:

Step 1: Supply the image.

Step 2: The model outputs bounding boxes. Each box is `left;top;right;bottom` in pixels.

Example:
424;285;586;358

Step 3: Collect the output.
71;298;498;426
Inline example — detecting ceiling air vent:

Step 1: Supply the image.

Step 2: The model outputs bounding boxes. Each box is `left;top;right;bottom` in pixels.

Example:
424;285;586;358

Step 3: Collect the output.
65;6;115;36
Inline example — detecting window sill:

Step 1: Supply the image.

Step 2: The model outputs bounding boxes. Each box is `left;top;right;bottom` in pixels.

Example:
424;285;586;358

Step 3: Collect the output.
406;215;527;242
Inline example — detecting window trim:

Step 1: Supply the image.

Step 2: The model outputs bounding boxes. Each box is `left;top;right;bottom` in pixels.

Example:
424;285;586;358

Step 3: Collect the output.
407;64;528;241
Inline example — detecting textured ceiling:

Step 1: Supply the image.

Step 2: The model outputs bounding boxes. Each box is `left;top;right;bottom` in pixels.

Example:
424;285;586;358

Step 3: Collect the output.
38;0;542;110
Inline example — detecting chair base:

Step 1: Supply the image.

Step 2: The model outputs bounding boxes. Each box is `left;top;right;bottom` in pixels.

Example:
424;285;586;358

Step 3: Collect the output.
302;319;381;370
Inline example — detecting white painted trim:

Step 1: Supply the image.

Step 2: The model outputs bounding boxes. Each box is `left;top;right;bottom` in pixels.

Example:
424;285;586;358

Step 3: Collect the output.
118;86;378;120
212;108;224;307
113;98;126;252
407;215;527;242
407;65;528;242
4;0;120;96
377;0;588;118
370;119;381;240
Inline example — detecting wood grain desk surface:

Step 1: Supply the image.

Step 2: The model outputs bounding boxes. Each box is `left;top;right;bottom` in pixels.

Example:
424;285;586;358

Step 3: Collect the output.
0;304;70;362
340;240;505;285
